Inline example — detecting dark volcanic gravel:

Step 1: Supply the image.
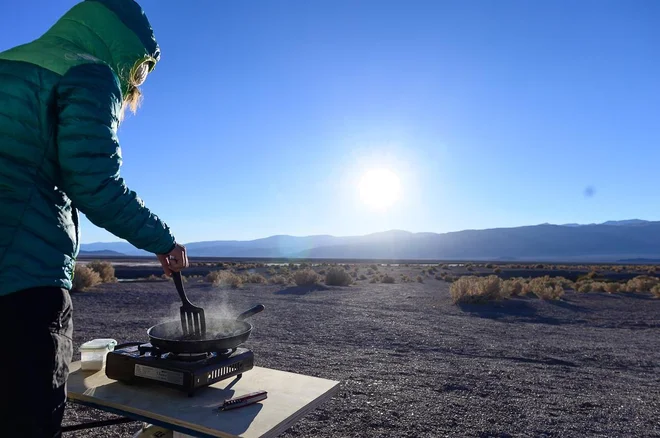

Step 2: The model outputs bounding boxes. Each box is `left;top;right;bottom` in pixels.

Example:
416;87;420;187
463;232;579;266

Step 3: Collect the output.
64;274;660;437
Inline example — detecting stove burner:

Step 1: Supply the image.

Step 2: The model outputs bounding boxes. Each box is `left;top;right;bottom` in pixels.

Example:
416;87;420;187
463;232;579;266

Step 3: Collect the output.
166;348;235;362
167;351;212;362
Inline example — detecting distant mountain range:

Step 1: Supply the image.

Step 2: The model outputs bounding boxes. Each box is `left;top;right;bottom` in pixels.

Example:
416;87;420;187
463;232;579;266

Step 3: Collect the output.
78;249;126;256
79;219;660;262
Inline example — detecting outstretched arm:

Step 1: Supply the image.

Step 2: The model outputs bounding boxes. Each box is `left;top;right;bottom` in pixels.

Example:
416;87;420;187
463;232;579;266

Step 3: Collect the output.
56;63;175;256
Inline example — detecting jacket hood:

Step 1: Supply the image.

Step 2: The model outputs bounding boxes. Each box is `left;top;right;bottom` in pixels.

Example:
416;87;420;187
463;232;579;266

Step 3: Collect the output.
41;0;160;95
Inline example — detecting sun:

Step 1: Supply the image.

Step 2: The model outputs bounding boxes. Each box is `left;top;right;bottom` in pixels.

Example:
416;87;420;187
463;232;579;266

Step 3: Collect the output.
358;168;401;209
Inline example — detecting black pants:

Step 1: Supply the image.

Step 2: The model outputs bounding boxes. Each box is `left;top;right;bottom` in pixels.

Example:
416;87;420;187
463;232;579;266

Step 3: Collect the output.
0;287;73;438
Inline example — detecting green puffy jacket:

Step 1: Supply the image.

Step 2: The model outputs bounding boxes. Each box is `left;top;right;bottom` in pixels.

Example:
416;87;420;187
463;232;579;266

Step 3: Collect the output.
0;0;176;296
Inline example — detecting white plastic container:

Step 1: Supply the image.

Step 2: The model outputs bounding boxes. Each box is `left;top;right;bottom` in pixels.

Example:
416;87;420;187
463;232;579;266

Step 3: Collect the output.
80;338;117;371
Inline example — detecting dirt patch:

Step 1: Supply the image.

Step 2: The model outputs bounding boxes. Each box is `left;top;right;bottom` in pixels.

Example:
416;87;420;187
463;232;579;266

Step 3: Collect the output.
64;277;660;437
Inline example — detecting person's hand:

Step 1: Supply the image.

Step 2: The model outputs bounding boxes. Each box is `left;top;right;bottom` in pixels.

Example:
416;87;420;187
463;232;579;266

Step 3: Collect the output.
157;243;189;276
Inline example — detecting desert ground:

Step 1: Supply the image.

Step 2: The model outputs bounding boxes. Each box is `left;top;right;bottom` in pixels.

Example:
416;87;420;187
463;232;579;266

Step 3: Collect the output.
64;261;660;437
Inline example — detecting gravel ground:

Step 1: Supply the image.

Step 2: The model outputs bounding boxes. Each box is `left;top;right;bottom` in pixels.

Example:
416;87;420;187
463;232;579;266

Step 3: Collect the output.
64;272;660;437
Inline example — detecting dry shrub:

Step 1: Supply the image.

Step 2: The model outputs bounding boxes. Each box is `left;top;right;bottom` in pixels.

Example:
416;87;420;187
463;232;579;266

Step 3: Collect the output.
535;284;564;300
605;282;622;294
87;260;116;283
585;270;598;280
400;275;412;283
293;269;319;286
381;274;396;284
624;275;659;293
493;267;502;274
526;276;564;300
145;274;162;282
559;278;575;290
244;273;266;284
588;281;608;292
577;282;592;293
269;275;289;285
206;270;242;288
325;267;353;286
369;276;380;283
450;275;503;304
651;284;660;298
450;277;475;304
72;264;101;291
479;275;504;299
485;263;494;269
501;278;524;297
416;275;424;283
521;280;533;296
359;274;368;280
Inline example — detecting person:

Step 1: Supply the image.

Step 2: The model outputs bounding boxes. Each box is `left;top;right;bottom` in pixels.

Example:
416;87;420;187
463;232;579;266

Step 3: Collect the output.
0;1;188;436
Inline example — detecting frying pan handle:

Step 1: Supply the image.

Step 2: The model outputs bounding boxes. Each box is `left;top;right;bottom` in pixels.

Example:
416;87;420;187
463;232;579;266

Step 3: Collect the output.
236;304;265;321
172;271;192;306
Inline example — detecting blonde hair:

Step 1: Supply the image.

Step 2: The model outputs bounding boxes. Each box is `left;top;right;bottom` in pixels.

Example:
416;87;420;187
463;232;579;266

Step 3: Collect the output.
119;62;150;122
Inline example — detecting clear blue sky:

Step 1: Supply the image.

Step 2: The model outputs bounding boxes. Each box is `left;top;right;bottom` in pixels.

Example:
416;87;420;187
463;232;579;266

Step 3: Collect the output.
2;0;659;243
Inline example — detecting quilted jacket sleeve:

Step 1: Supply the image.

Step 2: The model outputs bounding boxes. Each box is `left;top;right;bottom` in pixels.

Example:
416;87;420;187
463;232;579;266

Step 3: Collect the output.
56;63;176;255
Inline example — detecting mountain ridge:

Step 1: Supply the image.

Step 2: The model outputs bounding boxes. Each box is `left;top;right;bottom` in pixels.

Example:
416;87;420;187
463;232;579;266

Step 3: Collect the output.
80;220;660;261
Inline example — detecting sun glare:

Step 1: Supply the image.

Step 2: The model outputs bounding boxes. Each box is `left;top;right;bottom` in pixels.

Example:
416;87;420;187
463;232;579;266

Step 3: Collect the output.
358;168;401;209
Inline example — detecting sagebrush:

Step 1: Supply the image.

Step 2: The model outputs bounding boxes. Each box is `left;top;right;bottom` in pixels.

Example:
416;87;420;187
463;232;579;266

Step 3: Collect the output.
293;269;320;286
86;260;116;283
651;284;660;298
268;275;290;285
525;276;564;300
206;270;242;288
325;267;353;286
244;273;266;284
381;274;396;284
450;275;503;304
72;265;101;291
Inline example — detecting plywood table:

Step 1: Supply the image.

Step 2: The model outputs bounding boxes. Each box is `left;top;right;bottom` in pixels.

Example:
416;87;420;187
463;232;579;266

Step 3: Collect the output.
66;361;340;438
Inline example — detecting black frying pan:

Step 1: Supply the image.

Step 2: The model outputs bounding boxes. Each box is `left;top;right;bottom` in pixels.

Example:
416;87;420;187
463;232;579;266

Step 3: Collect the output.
147;304;265;353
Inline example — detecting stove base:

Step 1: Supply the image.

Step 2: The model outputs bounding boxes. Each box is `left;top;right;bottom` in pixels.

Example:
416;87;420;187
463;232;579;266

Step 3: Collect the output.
105;344;254;397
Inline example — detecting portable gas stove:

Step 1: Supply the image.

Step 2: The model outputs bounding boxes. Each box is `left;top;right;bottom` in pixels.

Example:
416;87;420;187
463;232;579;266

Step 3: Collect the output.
105;343;254;397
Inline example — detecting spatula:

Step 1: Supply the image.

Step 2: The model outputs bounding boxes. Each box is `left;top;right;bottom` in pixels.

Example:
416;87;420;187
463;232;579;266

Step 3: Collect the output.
172;271;206;338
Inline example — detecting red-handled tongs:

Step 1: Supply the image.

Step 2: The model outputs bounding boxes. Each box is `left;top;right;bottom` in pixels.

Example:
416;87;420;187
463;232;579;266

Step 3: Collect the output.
217;391;268;411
